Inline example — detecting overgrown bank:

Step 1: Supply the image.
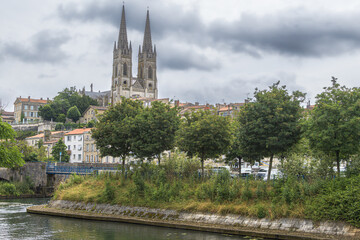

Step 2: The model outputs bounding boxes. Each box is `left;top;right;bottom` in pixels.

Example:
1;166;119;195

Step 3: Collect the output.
53;162;360;228
0;178;34;196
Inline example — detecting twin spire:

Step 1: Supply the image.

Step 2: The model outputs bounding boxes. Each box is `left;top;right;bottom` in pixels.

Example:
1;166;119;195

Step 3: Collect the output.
115;5;154;55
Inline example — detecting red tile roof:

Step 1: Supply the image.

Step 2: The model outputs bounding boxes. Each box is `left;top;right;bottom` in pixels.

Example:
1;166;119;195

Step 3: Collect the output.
65;128;92;135
16;98;48;104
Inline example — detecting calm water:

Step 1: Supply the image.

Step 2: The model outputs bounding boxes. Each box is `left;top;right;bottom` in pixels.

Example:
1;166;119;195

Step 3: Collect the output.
0;198;274;240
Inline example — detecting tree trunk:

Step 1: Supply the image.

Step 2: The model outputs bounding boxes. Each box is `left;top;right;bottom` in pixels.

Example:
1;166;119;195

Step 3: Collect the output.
336;150;340;177
121;156;126;174
201;158;204;178
158;154;161;166
238;157;242;177
267;154;274;182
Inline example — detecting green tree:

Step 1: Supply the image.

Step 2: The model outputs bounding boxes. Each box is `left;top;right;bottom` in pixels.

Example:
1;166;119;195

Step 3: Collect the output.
92;97;143;170
51;139;69;162
305;77;360;176
131;101;180;165
177;110;233;176
0;120;24;168
67;106;81;122
38;105;55;121
239;82;305;181
56;114;66;123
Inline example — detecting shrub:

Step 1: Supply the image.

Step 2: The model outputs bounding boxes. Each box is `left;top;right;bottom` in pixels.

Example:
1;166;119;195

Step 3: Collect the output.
103;181;115;202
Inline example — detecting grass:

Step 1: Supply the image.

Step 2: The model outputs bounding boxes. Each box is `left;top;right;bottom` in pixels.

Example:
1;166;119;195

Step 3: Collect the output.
0;178;35;196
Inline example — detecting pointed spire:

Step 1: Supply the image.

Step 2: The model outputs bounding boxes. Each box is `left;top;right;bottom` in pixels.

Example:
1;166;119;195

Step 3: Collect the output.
138;45;141;54
113;41;117;51
118;4;128;51
129;41;132;50
154;44;156;54
142;9;153;53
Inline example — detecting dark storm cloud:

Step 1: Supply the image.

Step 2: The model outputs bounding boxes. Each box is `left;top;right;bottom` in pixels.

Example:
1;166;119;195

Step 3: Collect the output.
209;10;360;57
57;1;360;59
3;30;70;64
158;45;219;71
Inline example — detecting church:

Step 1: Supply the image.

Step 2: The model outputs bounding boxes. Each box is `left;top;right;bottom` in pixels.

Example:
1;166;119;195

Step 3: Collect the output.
111;5;158;104
82;5;158;106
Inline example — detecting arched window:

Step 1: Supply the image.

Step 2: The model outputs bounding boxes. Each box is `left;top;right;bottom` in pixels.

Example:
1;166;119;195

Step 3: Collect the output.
149;83;153;89
123;80;127;85
148;66;153;79
140;68;143;79
123;63;127;76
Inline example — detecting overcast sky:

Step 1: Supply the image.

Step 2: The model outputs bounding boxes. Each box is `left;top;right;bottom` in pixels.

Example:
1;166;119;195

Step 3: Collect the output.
1;0;360;111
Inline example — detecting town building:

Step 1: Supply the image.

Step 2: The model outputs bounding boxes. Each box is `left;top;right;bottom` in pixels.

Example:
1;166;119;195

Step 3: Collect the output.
0;110;15;124
111;5;158;104
80;105;108;124
25;130;67;158
64;128;91;163
14;96;48;123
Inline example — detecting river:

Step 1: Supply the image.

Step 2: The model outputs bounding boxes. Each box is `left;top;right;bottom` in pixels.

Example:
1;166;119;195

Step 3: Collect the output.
0;198;275;240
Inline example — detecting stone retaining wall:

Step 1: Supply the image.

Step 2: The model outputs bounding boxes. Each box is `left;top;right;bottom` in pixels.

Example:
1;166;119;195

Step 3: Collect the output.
48;200;359;237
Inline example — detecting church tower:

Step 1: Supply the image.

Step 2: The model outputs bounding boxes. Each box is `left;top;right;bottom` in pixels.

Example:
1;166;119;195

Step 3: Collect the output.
111;5;132;104
138;10;158;99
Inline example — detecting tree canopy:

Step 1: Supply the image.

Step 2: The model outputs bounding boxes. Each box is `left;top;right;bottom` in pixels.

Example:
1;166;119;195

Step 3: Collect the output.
92;97;143;169
0;120;24;168
131;101;180;164
39;87;98;122
238;81;305;180
177;110;233;175
305;77;360;175
51;139;69;162
67;106;81;122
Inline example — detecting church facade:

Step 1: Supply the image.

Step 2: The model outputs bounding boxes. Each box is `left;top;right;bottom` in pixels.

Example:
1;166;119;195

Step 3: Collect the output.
111;6;158;104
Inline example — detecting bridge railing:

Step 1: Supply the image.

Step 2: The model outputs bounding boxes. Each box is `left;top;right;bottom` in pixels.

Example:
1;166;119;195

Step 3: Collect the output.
46;163;118;175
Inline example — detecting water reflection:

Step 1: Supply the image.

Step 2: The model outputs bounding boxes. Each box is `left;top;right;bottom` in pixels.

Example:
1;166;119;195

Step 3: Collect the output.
0;198;273;240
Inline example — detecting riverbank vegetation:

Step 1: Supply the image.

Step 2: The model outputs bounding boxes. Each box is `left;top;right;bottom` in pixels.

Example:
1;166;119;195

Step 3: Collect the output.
0;178;34;196
53;78;360;228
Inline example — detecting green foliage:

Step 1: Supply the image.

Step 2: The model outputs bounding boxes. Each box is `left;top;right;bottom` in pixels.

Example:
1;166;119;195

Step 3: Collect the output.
238;81;305;180
86;120;95;128
131;101;180;163
163;149;200;178
51;139;69;162
177;110;233;174
92;97;143;168
103;180;116;202
39;87;98;122
0;178;34;196
305;78;360;175
67;106;81;122
55;123;64;131
0;120;24;168
15;130;37;140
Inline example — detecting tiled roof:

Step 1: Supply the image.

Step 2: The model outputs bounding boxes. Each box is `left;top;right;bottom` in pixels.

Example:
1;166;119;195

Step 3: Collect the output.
218;106;232;112
26;133;44;139
0;111;14;116
16;98;48;104
65;128;92;135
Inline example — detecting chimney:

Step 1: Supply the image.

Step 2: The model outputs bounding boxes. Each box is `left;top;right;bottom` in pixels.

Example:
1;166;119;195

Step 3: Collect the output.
47;97;49;101
28;96;31;101
195;102;199;106
90;83;93;92
175;100;179;107
40;97;43;100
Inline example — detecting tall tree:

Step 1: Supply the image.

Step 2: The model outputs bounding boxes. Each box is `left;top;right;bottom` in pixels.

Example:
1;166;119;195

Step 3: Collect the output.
306;77;360;176
67;106;81;122
177;110;233;176
131;101;180;164
51;139;69;162
92;97;143;170
0;120;24;168
239;82;305;181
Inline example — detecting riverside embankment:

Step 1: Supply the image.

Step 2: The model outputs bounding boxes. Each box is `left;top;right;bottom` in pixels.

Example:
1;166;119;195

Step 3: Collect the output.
27;200;360;240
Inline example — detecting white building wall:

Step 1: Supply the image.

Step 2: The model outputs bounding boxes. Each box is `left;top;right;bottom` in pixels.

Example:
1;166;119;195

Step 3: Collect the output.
65;134;84;163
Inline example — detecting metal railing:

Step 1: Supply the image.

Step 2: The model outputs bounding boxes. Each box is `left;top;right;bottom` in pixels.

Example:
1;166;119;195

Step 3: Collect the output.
46;163;118;175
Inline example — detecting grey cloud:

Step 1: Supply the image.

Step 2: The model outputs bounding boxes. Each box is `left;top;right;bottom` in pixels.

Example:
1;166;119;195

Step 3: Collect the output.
209;10;360;57
3;30;70;64
57;1;360;59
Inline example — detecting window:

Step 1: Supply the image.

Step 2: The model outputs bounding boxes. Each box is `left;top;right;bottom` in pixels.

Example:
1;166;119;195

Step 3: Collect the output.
73;145;76;150
30;105;34;110
24;112;27;117
148;66;153;79
123;63;127;76
123;80;127;85
78;154;81;160
67;136;71;141
140;68;143;78
86;155;89;162
91;144;94;152
91;155;93;162
114;65;118;77
86;144;89;152
78;145;82;151
78;136;82;141
24;105;28;110
68;145;70;150
149;83;153;89
73;154;76;160
30;112;34;117
96;156;99;162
